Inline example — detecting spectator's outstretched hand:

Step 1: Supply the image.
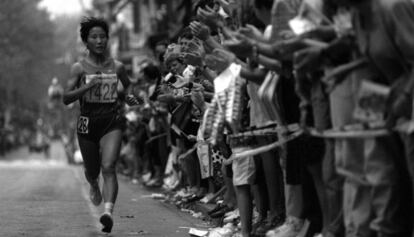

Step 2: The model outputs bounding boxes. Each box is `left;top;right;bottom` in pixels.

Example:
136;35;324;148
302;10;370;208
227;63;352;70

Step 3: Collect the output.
278;30;296;40
183;52;205;68
239;24;263;42
205;49;235;73
300;26;336;42
214;48;236;63
190;21;211;41
223;36;253;58
197;6;223;29
125;94;142;106
217;0;238;15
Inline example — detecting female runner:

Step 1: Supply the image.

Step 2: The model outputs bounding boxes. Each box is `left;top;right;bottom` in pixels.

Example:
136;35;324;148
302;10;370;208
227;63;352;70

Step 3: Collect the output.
63;17;138;233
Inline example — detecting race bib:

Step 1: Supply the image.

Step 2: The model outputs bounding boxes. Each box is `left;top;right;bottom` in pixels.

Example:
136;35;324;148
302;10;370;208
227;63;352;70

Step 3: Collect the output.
77;116;89;134
84;74;118;103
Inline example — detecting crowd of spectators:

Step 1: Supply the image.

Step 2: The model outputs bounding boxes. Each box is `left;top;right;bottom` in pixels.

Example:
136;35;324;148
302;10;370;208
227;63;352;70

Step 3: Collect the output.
103;0;414;237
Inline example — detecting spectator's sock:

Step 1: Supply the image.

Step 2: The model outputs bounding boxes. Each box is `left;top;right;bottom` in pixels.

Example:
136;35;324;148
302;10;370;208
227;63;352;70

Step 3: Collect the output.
104;202;114;215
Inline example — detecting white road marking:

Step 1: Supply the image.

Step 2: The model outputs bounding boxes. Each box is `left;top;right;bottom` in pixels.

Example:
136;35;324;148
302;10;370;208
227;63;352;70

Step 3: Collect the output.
0;159;66;168
72;167;102;231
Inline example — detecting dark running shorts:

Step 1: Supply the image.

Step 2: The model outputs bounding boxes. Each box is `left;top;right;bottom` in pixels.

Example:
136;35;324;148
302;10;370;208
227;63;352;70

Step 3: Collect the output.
77;113;125;143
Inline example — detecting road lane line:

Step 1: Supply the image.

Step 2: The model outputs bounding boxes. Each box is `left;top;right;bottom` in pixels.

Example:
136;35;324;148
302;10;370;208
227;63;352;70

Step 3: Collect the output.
72;167;102;231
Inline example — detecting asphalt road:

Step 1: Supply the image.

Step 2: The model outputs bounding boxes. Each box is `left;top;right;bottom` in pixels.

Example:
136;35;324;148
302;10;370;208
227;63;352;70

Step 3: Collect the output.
0;141;206;237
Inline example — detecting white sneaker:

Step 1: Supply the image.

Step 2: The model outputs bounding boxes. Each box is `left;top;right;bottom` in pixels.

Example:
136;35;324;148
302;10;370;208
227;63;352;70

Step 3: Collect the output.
266;219;290;236
207;223;235;237
265;216;304;237
252;208;260;224
223;209;240;223
224;209;239;218
231;232;242;237
141;172;152;183
175;188;192;198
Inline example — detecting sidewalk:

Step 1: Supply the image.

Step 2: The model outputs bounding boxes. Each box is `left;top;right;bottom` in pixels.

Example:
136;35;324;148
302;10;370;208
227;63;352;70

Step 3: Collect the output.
103;174;213;237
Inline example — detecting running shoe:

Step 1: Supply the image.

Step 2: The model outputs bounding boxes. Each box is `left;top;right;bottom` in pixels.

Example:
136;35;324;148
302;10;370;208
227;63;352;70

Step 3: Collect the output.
100;213;114;233
254;214;285;236
89;181;102;206
265;216;306;237
223;209;240;223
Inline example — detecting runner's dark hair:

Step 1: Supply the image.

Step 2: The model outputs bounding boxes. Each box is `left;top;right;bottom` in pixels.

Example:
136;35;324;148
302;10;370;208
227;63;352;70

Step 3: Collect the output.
254;0;274;9
80;16;109;42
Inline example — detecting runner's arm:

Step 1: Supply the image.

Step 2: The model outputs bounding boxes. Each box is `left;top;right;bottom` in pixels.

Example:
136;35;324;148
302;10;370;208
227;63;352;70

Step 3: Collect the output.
63;63;96;105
